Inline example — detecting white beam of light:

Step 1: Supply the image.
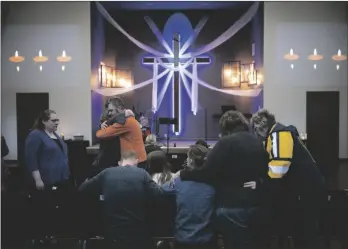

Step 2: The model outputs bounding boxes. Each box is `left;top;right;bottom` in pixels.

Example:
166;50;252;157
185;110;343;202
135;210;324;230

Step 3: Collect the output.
93;69;170;96
182;68;262;97
181;2;259;59
144;16;173;56
157;57;194;72
180;16;209;56
192;61;198;115
179;70;192;100
152;60;159;112
96;2;170;58
157;71;174;109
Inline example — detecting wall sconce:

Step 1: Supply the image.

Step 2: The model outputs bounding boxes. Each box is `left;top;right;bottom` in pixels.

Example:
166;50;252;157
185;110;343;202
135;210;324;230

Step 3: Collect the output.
284;48;299;69
241;63;258;86
222;61;241;88
33;50;48;71
99;63;133;88
332;49;347;61
57;50;72;71
332;49;346;71
9;50;25;72
308;49;323;70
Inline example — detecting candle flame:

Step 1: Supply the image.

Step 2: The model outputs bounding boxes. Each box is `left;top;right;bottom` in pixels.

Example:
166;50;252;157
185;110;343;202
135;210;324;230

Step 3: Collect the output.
338;49;341;56
62;50;66;57
290;49;293;55
15;51;19;57
336;65;340;70
313;49;317;55
39;50;42;57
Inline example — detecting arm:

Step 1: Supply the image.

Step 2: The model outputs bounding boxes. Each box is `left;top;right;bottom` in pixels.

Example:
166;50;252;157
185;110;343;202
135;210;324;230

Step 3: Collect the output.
25;132;41;175
267;131;294;179
144;171;164;197
78;170;104;196
180;138;230;185
162;178;178;195
96;122;130;140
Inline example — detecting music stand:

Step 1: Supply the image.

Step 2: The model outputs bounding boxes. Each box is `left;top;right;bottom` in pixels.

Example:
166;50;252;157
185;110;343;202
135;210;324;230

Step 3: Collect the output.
158;117;178;154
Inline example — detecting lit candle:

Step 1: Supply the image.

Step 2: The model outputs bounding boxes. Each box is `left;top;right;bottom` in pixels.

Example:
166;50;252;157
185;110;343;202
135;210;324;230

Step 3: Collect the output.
338;49;341;56
39;50;42;57
313;49;317;55
290;49;293;55
62;50;66;57
15;51;19;57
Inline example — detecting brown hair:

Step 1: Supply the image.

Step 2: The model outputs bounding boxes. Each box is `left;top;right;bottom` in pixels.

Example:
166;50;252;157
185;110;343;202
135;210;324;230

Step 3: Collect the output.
32;109;56;130
187;144;209;168
219;110;250;136
147;151;172;184
250;109;276;135
121;150;138;161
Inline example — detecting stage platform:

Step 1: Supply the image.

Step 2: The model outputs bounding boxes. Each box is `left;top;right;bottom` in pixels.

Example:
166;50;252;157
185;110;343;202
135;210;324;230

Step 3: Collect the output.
86;140;218;155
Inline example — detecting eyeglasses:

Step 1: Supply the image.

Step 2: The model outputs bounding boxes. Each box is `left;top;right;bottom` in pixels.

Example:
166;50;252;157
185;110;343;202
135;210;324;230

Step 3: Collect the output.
50;119;60;122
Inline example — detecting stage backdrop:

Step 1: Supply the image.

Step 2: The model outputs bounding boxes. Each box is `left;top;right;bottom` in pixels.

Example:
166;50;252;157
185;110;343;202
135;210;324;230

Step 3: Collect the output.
91;2;264;141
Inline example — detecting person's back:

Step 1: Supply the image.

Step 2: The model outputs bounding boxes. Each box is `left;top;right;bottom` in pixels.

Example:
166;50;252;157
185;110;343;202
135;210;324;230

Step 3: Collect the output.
215;132;269;208
168;178;215;246
79;151;162;249
163;145;216;248
101;166;152;242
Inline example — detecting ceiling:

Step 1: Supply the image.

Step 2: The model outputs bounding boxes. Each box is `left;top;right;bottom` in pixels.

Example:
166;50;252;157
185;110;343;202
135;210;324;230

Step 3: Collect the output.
101;1;251;10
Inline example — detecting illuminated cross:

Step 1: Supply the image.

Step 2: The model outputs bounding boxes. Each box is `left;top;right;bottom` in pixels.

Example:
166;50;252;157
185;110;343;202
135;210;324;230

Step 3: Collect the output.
143;33;211;133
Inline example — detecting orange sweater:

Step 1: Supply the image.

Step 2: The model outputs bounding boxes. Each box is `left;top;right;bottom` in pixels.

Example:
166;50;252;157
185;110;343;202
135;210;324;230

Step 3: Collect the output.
96;117;147;163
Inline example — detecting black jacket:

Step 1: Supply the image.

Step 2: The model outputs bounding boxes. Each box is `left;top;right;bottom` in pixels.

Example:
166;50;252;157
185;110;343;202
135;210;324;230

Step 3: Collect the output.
93;114;128;169
180;131;269;208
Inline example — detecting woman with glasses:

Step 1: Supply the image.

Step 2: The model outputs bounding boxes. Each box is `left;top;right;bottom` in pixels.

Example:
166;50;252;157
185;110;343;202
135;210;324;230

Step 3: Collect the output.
25;109;70;245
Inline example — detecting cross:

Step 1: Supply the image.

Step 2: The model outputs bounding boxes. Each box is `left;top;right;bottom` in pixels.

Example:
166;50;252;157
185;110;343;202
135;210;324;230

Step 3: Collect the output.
143;33;211;133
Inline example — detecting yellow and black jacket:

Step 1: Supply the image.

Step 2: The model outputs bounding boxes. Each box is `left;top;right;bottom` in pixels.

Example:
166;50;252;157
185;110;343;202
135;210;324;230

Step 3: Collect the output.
265;123;326;200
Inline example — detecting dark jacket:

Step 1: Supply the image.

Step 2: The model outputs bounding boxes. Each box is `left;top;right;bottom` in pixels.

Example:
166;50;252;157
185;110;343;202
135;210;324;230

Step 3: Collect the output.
79;166;163;245
93;114;128;168
180;131;269;208
265;123;326;203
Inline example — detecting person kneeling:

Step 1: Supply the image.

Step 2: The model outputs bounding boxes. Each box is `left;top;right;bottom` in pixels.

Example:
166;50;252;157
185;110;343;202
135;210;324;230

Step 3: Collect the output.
162;145;217;249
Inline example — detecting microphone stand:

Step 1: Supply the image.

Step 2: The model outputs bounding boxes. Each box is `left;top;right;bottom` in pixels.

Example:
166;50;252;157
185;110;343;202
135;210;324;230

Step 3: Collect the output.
166;123;170;155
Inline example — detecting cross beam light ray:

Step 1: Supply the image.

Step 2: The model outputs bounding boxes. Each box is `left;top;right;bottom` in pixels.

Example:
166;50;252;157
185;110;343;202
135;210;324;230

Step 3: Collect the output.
182;68;262;97
93;69;170;96
152;61;159;112
96;2;170;58
179;71;192;100
180;16;209;56
192;61;198;115
144;16;173;56
181;2;259;59
157;71;174;109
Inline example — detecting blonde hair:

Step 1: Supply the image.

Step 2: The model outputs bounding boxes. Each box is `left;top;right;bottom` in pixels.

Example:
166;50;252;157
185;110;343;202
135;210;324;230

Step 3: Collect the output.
145;134;157;145
121;150;138;161
187;145;209;168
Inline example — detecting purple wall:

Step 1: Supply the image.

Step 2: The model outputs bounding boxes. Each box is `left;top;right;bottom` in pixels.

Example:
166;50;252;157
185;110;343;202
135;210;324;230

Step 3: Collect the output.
91;3;105;144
